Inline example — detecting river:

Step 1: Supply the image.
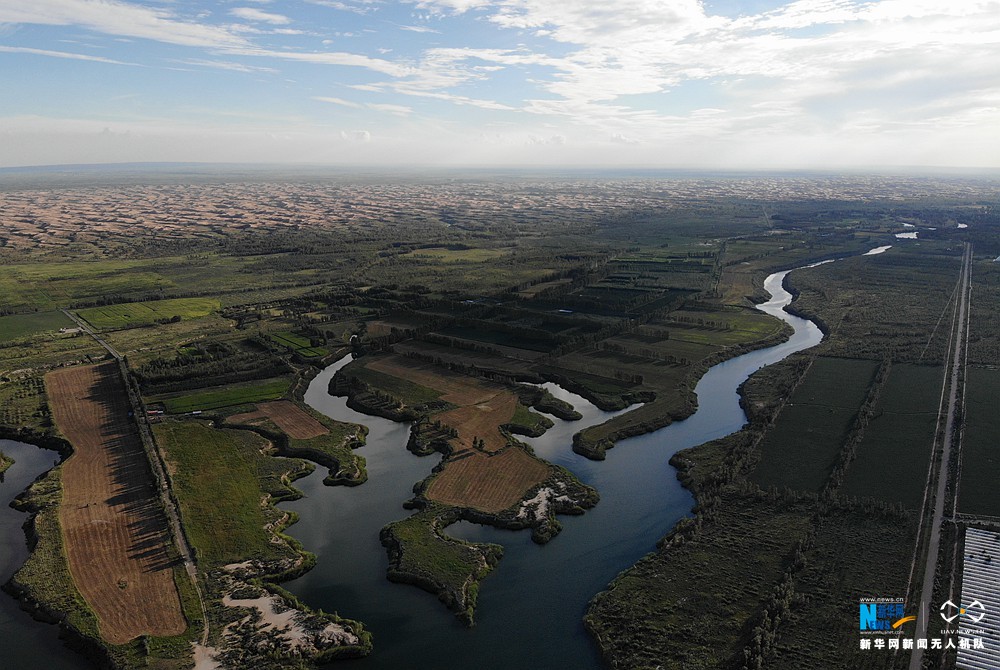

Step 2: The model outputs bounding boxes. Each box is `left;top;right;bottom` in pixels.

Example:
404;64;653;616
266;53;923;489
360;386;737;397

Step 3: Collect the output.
0;439;92;669
0;248;871;669
282;257;838;669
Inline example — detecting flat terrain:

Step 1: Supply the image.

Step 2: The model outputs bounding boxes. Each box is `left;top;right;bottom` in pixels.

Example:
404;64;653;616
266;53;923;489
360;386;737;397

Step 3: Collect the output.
46;362;186;644
424;447;550;513
231;400;329;440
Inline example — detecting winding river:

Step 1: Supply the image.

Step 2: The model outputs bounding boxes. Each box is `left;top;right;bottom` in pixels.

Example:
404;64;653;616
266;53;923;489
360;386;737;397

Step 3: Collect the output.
0;246;885;668
282;250;878;669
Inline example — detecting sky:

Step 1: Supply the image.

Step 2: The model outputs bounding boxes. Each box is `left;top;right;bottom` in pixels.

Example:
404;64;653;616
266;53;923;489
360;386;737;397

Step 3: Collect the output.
0;0;998;169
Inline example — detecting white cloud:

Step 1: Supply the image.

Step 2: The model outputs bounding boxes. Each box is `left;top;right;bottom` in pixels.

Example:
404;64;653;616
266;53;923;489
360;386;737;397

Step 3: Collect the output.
0;45;131;64
0;0;249;48
315;96;364;108
341;129;372;142
230;7;292;25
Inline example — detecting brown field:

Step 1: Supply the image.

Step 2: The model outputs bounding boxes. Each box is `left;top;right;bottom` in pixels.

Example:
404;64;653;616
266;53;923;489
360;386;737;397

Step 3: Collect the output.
425;447;551;513
227;401;328;439
46;362;187;644
435;392;518;453
258;401;328;439
366;355;502;404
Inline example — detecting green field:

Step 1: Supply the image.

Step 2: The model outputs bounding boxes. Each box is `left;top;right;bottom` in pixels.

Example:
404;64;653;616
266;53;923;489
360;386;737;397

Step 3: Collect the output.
0;310;74;342
840;364;942;508
77;297;220;330
154;421;304;568
752;357;878;492
152;377;291;413
959;366;1000;516
402;247;509;263
270;330;328;358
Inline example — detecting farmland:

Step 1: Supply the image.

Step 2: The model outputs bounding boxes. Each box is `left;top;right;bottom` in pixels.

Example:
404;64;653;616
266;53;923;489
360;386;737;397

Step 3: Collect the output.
0;310;73;342
839;363;942;508
424;447;551;513
77;297;220;330
958;366;1000;517
0;169;995;668
751;357;878;492
151;377;292;414
45;362;187;644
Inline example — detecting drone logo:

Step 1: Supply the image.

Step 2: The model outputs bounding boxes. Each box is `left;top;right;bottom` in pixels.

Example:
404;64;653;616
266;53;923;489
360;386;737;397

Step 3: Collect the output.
940;600;986;624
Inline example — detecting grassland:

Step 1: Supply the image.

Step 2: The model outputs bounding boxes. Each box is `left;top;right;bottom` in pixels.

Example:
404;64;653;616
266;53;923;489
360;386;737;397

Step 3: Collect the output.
0;449;11;473
381;508;503;624
224;400;367;486
151;377;291;414
76;297;220;330
958;366;1000;517
154;420;304;568
0;310;73;342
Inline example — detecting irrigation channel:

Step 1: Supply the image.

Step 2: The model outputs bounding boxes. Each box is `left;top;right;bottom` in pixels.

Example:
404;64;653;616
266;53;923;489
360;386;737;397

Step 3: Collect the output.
0;245;889;668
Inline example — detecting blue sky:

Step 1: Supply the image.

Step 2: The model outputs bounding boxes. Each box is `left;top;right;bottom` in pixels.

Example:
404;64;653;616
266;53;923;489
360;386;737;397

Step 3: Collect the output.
0;0;998;168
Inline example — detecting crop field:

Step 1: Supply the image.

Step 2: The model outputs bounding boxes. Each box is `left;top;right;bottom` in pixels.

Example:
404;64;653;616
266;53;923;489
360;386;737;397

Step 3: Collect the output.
154;420;302;568
959;366;1000;517
425;447;551;513
269;330;328;358
401;247;510;263
150;377;291;413
46;362;187;644
0;310;74;342
76;297;220;330
247;400;329;439
752;357;878;492
435;392;518;452
365;355;502;404
840;364;942;508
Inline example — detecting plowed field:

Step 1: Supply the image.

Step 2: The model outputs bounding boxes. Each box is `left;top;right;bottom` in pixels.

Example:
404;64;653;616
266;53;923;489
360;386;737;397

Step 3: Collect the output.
46;362;186;644
257;401;328;439
435;393;517;452
425;448;550;513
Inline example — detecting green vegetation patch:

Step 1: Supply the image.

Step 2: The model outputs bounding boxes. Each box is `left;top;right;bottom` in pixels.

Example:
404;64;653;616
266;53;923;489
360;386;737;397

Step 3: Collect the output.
585;492;814;670
0;450;11;474
840;364;942;508
345;363;443;406
77;297;220;330
959;366;1000;516
402;247;509;263
154;421;304;568
0;310;74;342
768;507;915;670
269;331;328;358
151;377;291;414
752;357;878;492
381;508;502;624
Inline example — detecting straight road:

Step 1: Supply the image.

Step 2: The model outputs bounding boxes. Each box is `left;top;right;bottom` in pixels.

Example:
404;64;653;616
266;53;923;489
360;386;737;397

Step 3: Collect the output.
909;243;972;670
